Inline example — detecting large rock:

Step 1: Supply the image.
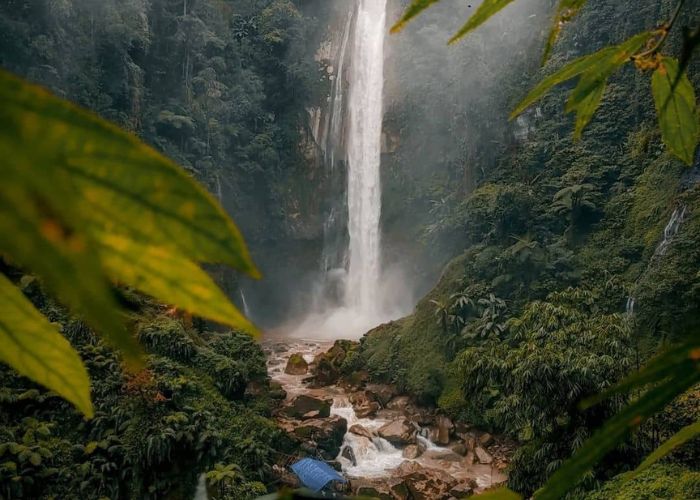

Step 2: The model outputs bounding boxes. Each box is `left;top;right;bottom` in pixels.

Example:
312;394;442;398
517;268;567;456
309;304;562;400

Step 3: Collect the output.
349;424;374;440
450;480;476;498
402;444;425;459
284;353;308;375
422;448;463;462
475;446;494;464
279;395;332;419
365;383;398;406
311;340;358;387
349;390;380;418
394;461;458;500
435;415;454;445
291;415;348;458
386;396;414;412
378;419;416;446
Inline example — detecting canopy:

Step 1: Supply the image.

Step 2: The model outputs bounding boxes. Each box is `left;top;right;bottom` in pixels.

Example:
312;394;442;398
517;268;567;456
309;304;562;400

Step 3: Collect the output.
290;458;346;492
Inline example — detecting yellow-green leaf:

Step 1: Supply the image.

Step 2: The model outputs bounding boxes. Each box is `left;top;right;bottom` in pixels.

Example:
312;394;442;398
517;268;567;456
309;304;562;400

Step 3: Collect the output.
475;488;522;500
97;233;257;335
390;0;441;34
542;0;588;64
0;70;259;277
652;57;699;166
512;31;653;119
0;165;142;367
0;274;93;418
569;77;606;139
448;0;516;45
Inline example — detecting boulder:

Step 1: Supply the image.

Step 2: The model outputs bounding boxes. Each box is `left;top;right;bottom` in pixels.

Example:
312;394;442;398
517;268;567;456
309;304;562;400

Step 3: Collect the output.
475;446;493;464
402;443;425;459
422;448;463;462
450;480;476;498
378;419;416;446
349;424;374;440
449;442;468;456
435;415;454;445
268;381;287;400
284;353;308;375
291;415;348;458
350;391;380;418
311;340;358;387
479;432;494;447
393;462;458;500
279;395;331;419
387;395;413;412
365;383;398;406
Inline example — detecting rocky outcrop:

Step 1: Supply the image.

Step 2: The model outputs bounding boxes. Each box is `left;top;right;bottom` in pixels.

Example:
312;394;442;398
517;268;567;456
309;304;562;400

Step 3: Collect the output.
284;415;348;460
284;353;308;375
310;340;359;387
278;395;332;419
349;390;381;418
377;419;416;446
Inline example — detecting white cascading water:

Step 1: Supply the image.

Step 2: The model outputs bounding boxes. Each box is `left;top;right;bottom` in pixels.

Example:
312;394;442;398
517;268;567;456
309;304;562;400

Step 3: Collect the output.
344;0;386;315
292;0;394;339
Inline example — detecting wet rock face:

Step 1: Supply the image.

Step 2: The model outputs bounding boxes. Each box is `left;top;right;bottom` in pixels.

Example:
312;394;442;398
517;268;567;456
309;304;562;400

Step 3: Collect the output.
278;395;332;419
284;353;308;375
377;419;417;446
289;415;348;459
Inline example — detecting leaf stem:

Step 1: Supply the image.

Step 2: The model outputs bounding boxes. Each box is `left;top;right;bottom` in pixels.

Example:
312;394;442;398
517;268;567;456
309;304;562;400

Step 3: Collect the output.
633;0;687;60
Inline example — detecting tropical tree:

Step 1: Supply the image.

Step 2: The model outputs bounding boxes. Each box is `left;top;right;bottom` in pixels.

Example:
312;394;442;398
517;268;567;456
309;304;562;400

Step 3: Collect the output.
476;293;507;339
551;183;599;237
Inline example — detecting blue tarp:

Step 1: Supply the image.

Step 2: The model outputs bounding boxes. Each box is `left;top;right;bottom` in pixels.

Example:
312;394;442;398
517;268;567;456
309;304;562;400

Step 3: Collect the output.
290;458;346;492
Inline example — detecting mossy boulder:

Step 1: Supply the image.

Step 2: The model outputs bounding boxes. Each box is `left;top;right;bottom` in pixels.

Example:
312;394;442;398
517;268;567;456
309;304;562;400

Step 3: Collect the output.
284;353;308;375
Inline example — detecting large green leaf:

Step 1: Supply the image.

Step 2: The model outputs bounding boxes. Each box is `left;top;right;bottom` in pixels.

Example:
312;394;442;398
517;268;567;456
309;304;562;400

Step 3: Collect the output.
535;366;700;500
651;57;699;165
0;163;142;366
390;0;441;34
448;0;516;45
569;77;606;139
97;233;257;335
474;488;522;500
512;32;653;121
0;70;259;276
542;0;588;64
0;274;93;417
626;420;700;479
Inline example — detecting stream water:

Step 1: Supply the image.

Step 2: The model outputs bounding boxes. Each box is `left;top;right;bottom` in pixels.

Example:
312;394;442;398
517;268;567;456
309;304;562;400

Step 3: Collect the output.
265;337;507;492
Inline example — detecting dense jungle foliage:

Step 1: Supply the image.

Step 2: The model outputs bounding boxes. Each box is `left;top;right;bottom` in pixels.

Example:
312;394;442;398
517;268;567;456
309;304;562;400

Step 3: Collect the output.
1;0;699;498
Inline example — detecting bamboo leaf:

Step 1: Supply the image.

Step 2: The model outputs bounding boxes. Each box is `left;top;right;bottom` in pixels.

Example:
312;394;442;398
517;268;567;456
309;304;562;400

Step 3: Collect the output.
535;367;700;500
0;274;93;418
652;57;699;166
449;0;516;45
390;0;442;34
0;70;259;276
542;0;588;64
97;233;257;335
626;420;700;479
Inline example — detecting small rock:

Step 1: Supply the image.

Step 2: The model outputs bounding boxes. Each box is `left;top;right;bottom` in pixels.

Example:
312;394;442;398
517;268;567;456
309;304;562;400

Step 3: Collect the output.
475;446;493;464
462;450;476;465
341;445;357;466
279;395;332;419
479;432;494;447
387;396;413;411
402;444;424;459
284;353;308;375
422;449;463;462
301;410;320;420
450;480;476;498
365;383;398;406
435;415;454;445
449;442;468;456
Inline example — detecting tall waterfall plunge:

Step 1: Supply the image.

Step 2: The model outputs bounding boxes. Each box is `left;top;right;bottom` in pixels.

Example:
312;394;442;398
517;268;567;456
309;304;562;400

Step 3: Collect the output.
345;0;386;315
292;0;407;339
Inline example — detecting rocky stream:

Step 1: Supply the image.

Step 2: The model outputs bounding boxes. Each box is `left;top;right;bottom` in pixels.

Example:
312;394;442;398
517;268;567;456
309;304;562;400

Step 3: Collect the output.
265;337;512;499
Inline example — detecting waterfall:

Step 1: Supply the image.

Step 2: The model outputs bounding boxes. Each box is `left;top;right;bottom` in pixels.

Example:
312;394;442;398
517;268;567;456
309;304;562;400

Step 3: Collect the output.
626;204;687;317
240;290;251;319
344;0;386;314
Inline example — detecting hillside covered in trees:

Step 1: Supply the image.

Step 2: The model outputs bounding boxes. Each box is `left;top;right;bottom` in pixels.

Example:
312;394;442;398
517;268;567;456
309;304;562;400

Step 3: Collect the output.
0;0;699;499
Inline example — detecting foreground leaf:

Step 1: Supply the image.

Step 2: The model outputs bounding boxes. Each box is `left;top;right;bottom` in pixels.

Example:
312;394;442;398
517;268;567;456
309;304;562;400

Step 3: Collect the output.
570;78;606;139
535;367;700;500
0;274;93;417
449;0;516;44
652;57;699;165
0;164;142;366
476;487;523;500
513;32;653;121
0;70;259;277
390;0;441;34
542;0;588;64
626;420;700;479
97;234;257;335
